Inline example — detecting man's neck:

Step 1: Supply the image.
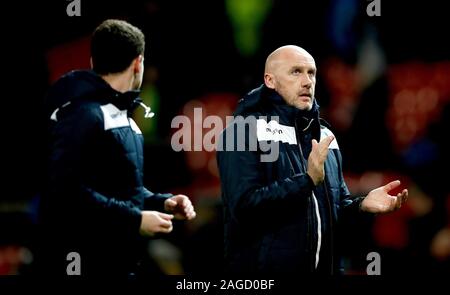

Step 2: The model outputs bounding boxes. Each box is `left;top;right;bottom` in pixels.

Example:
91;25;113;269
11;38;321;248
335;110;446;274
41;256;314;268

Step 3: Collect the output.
101;72;133;93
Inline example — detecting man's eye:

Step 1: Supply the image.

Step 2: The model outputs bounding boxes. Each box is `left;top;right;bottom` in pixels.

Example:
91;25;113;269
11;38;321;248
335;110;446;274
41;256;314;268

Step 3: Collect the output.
292;69;301;74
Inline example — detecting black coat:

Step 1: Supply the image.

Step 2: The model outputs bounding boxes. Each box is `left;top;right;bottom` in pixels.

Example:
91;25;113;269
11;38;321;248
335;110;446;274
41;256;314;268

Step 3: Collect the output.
38;70;170;275
217;85;363;274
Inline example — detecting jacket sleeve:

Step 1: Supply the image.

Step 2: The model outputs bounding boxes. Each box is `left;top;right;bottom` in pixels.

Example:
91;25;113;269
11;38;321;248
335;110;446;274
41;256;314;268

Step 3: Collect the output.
47;103;142;233
142;188;172;212
216;121;314;221
332;149;365;215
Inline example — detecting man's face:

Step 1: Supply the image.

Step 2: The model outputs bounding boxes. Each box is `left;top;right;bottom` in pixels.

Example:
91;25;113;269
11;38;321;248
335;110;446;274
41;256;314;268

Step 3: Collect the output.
267;49;317;111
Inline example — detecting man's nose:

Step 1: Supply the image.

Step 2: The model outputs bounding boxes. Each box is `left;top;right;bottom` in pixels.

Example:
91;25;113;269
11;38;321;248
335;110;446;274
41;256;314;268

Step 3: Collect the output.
301;74;312;88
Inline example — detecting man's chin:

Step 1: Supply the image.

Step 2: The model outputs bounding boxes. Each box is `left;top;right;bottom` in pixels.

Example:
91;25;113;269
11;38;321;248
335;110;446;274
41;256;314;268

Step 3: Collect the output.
294;102;313;111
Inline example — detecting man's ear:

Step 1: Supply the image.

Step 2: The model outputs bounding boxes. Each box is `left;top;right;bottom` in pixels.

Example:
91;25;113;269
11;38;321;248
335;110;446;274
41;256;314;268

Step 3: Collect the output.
133;55;144;73
90;57;93;69
264;73;276;89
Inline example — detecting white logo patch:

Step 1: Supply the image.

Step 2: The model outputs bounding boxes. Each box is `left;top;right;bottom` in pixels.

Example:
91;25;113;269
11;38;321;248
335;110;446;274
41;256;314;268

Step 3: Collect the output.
100;103;129;130
129;118;142;135
256;119;297;145
320;128;339;149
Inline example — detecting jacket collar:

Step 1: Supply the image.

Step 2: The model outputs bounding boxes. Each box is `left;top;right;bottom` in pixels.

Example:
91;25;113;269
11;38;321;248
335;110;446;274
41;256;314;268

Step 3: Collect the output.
107;89;142;111
265;87;320;125
235;84;322;140
85;72;141;111
46;70;143;113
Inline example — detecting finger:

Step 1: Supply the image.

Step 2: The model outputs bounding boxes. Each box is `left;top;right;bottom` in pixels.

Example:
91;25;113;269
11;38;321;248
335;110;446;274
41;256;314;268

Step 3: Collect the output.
402;189;408;203
312;139;318;150
174;194;189;203
159;219;173;228
389;196;398;211
396;193;402;206
182;207;191;216
165;198;177;207
184;204;193;213
186;209;195;219
158;212;174;220
182;198;190;208
383;180;401;193
184;206;194;217
159;224;173;233
397;190;407;207
395;195;402;210
320;135;335;148
187;211;196;220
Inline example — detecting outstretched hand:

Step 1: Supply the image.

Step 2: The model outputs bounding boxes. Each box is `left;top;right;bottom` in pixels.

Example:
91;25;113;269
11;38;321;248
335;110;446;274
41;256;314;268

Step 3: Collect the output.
360;180;408;214
164;194;196;220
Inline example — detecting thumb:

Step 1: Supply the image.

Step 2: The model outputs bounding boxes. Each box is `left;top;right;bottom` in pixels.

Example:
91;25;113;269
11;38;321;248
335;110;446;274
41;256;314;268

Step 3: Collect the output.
158;212;174;220
165;198;177;207
322;135;335;148
312;139;318;149
383;180;401;193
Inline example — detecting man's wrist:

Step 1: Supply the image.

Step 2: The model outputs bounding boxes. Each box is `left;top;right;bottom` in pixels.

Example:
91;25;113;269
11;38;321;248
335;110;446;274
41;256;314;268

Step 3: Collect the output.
306;173;316;188
358;196;367;212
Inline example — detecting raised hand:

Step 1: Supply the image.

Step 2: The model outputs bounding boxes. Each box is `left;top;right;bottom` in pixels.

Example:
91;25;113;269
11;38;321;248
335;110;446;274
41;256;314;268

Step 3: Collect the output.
307;135;335;185
361;180;408;213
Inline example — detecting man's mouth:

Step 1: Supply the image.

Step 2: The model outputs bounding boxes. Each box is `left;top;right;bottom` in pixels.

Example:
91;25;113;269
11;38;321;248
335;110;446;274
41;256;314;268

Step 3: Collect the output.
298;93;312;100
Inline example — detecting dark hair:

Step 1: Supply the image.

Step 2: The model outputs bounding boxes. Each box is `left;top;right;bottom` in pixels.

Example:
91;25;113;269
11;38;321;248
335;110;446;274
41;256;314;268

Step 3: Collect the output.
91;19;145;75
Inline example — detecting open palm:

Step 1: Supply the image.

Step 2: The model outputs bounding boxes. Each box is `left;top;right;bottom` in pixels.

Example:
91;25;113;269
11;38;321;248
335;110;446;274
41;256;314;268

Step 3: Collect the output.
361;180;408;214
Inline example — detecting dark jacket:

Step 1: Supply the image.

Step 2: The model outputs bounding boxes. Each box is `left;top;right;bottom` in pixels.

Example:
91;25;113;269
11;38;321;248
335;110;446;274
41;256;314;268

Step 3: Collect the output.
38;70;170;276
217;85;363;274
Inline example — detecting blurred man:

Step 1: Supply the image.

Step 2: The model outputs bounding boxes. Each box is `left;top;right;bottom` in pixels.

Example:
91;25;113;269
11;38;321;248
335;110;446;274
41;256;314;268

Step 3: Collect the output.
217;45;408;274
38;19;196;276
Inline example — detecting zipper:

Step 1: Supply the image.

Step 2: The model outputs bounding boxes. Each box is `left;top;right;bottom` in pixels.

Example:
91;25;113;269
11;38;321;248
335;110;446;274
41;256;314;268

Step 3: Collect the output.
295;119;336;273
294;119;320;271
312;191;322;269
323;167;335;274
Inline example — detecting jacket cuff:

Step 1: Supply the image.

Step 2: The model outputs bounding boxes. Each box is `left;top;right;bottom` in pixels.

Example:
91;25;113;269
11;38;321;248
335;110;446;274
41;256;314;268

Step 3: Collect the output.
129;206;143;235
305;173;315;188
292;173;315;194
351;196;367;214
144;193;173;212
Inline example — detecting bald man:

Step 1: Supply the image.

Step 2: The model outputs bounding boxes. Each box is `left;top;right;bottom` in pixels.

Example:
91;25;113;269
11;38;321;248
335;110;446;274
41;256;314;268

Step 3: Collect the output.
217;45;408;274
